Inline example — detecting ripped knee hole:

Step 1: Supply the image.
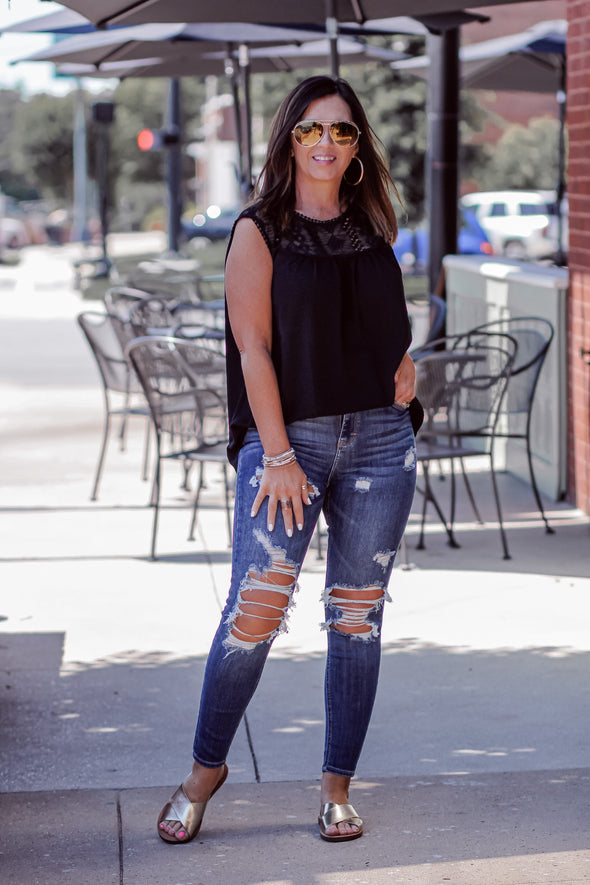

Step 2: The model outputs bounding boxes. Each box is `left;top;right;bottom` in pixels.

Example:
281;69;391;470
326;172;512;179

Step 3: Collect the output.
325;585;384;635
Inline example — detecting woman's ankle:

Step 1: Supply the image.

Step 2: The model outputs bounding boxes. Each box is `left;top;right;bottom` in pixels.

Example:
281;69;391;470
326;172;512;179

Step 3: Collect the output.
320;772;351;805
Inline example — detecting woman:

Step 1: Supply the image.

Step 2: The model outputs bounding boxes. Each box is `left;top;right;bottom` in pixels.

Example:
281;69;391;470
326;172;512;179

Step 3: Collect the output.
158;75;421;845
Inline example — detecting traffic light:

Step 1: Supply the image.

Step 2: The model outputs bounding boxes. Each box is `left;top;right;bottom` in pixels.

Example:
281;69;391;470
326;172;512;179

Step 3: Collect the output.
137;128;180;151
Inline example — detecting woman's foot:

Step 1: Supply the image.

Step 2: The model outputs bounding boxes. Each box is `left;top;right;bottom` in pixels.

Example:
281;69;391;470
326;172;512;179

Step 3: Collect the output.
158;761;227;843
319;772;362;840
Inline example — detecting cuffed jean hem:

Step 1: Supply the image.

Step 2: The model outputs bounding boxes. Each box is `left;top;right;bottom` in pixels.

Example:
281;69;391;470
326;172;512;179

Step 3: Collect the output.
321;764;357;778
192;753;228;769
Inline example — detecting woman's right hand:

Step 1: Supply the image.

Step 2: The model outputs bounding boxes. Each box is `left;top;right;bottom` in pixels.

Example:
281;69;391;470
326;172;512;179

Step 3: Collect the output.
251;460;312;536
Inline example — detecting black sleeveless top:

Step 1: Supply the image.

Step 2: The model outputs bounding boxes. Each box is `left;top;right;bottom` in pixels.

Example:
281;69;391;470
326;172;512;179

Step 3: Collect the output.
225;202;413;468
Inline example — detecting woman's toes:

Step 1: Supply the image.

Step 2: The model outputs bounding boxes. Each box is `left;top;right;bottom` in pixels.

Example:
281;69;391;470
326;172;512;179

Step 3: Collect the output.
160;819;186;841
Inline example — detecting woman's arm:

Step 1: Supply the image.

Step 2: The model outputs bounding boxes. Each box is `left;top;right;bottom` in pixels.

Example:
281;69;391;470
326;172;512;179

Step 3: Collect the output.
394;351;416;404
225;218;310;536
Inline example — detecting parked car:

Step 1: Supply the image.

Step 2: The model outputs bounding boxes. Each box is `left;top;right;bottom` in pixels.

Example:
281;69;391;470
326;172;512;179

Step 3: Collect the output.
393;207;493;273
181;205;239;242
460;190;557;261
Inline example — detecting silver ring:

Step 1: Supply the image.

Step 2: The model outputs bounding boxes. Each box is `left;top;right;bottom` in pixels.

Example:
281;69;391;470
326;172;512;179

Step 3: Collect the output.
280;498;291;506
301;483;308;490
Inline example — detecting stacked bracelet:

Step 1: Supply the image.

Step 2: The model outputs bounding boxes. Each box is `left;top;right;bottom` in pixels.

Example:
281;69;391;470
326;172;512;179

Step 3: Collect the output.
262;447;297;468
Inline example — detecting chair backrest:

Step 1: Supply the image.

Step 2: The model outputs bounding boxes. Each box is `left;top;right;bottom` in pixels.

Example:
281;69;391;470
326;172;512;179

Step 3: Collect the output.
128;296;178;336
104;286;152;320
467;317;554;420
415;331;518;441
77;311;141;395
125;337;227;450
407;293;447;352
124;257;201;302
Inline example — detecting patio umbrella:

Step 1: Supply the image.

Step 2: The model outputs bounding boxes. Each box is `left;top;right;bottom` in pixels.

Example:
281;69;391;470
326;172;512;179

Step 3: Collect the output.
46;0;537;29
0;8;99;34
43;0;523;77
393;19;568;262
15;21;340;66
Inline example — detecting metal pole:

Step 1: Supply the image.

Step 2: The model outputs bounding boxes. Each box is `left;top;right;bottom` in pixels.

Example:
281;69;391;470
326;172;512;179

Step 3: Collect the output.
326;0;340;78
426;28;460;295
555;58;566;266
225;43;245;193
71;80;88;243
165;78;182;253
239;44;253;197
97;124;110;269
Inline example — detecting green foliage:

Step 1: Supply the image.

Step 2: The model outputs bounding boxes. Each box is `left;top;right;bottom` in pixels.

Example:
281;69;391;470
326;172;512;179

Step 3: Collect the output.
87;77;207;229
475;116;562;191
11;91;76;201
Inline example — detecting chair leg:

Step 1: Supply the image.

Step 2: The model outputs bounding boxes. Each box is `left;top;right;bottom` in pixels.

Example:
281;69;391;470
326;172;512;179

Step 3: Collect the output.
118;392;131;451
418;463;460;549
141;419;151;482
150;457;162;561
222;462;233;547
488;452;511;560
91;408;112;502
180;458;192;491
526;433;555;534
445;461;461;549
187;462;205;541
459;458;484;524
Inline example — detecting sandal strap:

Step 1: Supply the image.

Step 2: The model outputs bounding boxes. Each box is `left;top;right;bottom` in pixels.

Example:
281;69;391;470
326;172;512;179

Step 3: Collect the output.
161;784;207;834
319;802;363;829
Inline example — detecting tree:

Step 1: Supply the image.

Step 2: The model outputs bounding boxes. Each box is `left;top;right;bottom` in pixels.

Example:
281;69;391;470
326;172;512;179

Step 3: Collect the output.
11;92;76;201
475;116;561;192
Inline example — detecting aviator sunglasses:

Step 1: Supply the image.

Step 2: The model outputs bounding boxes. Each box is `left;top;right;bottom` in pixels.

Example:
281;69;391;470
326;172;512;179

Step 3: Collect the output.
292;119;361;148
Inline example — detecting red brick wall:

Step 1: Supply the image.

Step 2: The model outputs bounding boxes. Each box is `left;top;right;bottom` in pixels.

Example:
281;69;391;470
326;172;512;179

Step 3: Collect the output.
567;0;590;514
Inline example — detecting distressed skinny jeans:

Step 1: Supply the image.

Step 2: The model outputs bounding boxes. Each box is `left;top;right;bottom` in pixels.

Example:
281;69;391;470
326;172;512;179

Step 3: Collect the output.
193;406;417;777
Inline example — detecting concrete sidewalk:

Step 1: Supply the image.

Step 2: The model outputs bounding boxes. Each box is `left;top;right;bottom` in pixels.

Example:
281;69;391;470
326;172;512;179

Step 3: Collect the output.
1;244;589;884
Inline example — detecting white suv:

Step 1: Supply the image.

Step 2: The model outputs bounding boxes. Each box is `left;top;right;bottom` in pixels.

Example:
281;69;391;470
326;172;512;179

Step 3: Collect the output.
460;190;556;261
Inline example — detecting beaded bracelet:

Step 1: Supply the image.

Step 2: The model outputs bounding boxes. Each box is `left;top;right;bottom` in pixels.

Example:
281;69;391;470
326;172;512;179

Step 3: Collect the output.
262;447;297;468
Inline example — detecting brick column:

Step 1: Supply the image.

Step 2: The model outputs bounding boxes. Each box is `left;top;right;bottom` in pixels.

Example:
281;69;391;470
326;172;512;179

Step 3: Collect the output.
566;0;590;514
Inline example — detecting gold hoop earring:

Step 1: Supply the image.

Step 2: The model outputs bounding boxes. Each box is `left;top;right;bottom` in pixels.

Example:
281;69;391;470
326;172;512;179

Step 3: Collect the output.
344;157;364;186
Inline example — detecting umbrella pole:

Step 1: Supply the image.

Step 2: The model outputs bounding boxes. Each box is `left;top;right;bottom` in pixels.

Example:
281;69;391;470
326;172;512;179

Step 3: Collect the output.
239;44;253;197
165;78;182;254
326;0;340;78
556;57;567;266
426;27;460;295
225;43;245;199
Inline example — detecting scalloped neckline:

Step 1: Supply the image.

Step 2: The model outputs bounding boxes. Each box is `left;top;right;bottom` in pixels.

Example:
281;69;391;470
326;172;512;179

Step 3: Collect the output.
295;209;347;224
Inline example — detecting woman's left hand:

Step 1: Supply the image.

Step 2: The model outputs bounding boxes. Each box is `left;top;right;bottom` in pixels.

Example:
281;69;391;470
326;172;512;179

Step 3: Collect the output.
394;351;416;406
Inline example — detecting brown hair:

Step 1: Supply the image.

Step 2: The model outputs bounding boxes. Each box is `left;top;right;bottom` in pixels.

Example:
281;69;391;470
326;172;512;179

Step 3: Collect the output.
255;75;400;243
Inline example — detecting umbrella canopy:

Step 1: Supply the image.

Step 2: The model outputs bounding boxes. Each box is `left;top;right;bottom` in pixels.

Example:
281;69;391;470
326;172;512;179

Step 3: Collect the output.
47;0;538;29
54;37;403;77
0;8;100;34
14;21;336;66
393;19;567;93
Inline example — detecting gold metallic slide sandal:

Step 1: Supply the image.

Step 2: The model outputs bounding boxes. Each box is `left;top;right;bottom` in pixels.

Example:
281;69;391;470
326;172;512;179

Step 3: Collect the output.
157;763;228;844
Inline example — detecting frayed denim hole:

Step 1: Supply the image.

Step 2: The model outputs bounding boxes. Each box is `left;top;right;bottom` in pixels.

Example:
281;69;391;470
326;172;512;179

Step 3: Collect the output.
223;530;298;653
320;584;385;639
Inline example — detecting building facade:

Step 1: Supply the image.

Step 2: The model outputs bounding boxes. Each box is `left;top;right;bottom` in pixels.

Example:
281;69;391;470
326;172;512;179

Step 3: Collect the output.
566;0;590;514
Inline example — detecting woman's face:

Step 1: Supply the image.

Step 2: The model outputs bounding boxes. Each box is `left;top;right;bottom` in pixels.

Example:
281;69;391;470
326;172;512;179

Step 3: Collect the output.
291;94;359;187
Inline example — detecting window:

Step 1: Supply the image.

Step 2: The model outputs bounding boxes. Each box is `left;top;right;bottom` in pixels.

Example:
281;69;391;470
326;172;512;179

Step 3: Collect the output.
519;202;548;216
489;203;507;217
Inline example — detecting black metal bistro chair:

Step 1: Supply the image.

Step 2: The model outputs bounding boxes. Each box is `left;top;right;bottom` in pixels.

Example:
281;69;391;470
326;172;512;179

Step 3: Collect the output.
467;316;555;535
125;336;232;559
412;330;518;559
77;311;151;500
